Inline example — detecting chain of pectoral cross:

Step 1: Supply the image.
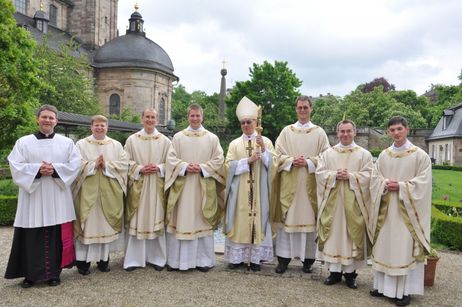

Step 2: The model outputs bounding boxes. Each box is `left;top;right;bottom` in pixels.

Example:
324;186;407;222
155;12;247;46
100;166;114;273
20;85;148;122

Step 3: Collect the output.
246;140;256;244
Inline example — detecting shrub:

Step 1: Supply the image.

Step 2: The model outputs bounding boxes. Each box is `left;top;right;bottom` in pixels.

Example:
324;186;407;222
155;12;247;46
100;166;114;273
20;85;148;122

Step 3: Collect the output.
431;205;462;250
0;179;18;196
432;164;462;171
0;195;17;226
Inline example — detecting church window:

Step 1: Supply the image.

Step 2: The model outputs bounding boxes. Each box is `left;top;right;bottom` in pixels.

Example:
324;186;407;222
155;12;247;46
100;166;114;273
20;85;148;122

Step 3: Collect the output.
14;0;27;14
109;94;120;115
432;144;435;158
49;5;57;26
159;98;166;125
105;16;108;24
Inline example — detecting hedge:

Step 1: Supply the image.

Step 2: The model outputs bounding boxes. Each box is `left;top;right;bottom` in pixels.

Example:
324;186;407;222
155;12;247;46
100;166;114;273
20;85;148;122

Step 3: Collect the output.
0;195;17;226
431;205;462;250
432;164;462;171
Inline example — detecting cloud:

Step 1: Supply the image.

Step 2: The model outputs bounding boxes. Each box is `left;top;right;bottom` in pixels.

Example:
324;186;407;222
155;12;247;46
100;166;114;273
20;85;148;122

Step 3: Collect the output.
117;0;462;96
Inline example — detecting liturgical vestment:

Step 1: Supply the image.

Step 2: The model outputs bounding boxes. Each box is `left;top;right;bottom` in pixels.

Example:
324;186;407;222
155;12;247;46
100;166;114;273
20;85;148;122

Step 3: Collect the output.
73;136;129;263
165;126;224;270
224;133;274;265
370;140;432;299
123;129;171;269
273;122;330;261
316;142;372;273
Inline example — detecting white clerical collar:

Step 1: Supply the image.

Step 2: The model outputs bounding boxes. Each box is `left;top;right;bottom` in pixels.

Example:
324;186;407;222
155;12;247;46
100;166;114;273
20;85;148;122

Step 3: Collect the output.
391;139;412;152
242;132;257;141
187;125;204;132
336;141;357;149
294;121;313;128
140;128;158;136
90;135;108;141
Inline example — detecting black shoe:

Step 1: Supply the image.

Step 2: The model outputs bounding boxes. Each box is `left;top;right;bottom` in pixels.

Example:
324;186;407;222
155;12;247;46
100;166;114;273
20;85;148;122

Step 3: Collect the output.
343;271;358;289
97;258;110;272
228;262;244;269
149;264;165;271
302;258;315;273
324;272;342;285
250;263;261;271
370;289;385;297
21;279;34;288
166;265;178;271
76;260;91;275
275;262;288;274
124;266;138;272
395;295;411;306
275;256;290;274
196;266;210;272
47;278;61;287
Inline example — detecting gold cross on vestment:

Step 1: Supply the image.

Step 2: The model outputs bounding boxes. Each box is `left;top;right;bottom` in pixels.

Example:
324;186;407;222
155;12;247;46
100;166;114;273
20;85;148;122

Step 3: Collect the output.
246;140;253;157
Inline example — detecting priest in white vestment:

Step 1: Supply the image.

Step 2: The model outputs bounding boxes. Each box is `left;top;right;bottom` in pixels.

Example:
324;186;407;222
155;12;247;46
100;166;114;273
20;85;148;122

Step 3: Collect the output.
272;95;330;274
369;116;432;306
5;105;81;288
123;108;171;271
73;115;129;275
165;104;225;272
224;97;274;271
316;120;373;289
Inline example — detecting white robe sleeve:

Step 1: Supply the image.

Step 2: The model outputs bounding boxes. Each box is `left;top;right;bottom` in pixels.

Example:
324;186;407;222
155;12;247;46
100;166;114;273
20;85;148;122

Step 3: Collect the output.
8;139;41;194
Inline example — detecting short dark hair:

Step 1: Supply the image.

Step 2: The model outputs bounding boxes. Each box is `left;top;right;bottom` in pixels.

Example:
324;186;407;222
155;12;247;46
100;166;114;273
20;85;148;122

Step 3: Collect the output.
387;116;408;128
295;95;313;107
336;119;356;132
141;107;157;118
36;104;58;118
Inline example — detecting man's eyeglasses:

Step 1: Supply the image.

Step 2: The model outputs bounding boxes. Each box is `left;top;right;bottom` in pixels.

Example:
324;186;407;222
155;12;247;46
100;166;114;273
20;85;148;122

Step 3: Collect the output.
240;120;254;125
297;106;310;110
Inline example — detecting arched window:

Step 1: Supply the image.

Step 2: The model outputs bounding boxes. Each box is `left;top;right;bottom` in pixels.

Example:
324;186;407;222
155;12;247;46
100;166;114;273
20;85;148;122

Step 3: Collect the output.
159;98;166;124
109;94;120;115
49;5;57;26
14;0;27;14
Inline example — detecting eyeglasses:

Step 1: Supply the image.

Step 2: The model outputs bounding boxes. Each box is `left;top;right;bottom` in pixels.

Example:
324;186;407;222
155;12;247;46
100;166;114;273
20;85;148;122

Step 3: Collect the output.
240;120;254;125
297;106;310;110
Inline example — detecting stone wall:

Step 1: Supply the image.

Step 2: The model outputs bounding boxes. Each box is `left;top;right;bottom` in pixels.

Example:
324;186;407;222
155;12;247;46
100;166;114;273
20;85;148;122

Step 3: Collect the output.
68;0;117;49
25;0;70;31
95;68;174;125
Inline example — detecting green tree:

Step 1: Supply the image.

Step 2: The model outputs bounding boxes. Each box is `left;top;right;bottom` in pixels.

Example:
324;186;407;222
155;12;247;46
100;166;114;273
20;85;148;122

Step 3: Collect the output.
0;1;42;158
226;61;302;141
35;39;101;115
311;95;342;129
171;85;223;130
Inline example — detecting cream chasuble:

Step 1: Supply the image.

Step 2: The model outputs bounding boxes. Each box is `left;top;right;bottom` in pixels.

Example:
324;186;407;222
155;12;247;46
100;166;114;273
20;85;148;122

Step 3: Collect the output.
224;135;275;245
370;143;432;276
73;136;129;245
272;124;330;232
125;130;171;239
165;129;225;240
316;144;372;268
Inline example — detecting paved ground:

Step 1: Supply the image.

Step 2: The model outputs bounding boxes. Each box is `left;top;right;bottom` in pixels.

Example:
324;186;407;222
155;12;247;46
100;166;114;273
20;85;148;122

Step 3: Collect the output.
1;226;461;306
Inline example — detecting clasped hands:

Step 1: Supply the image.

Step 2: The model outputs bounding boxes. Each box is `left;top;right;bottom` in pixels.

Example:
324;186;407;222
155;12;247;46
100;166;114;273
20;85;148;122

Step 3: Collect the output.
293;155;308;167
141;163;159;175
39;161;55;176
186;163;201;174
95;154;106;170
385;179;399;192
336;168;349;181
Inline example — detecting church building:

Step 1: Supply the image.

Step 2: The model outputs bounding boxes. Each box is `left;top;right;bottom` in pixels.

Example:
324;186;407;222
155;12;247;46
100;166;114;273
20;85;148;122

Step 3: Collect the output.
12;0;178;126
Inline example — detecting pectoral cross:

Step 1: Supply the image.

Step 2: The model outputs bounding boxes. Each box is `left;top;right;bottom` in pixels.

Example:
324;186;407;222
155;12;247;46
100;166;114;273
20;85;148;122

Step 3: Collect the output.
246;141;254;157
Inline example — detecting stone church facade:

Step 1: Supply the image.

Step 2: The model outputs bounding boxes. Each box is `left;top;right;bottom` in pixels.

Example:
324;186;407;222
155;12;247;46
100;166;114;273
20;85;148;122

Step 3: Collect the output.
12;0;178;126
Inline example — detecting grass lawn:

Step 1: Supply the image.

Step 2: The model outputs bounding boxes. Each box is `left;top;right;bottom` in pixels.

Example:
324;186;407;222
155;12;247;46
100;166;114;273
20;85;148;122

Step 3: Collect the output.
432;169;462;203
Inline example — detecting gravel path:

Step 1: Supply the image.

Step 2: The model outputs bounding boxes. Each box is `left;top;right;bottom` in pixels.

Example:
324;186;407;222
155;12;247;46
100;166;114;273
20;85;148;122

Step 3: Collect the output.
1;226;461;306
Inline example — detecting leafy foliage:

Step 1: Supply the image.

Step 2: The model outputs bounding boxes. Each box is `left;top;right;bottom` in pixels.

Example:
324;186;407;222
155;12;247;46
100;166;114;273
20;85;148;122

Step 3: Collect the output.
359;77;395;93
0;1;41;156
226;61;302;141
172;85;223;131
35;39;101;115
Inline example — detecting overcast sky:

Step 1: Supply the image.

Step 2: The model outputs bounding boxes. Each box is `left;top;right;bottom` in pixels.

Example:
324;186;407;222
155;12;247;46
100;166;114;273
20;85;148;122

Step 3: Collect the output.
117;0;462;97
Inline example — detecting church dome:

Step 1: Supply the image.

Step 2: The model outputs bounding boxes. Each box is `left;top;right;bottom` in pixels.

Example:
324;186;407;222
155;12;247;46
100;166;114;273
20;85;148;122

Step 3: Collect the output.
93;9;177;79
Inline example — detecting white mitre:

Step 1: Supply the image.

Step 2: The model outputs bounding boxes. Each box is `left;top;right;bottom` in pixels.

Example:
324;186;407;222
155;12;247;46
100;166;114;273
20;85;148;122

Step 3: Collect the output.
236;96;258;121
